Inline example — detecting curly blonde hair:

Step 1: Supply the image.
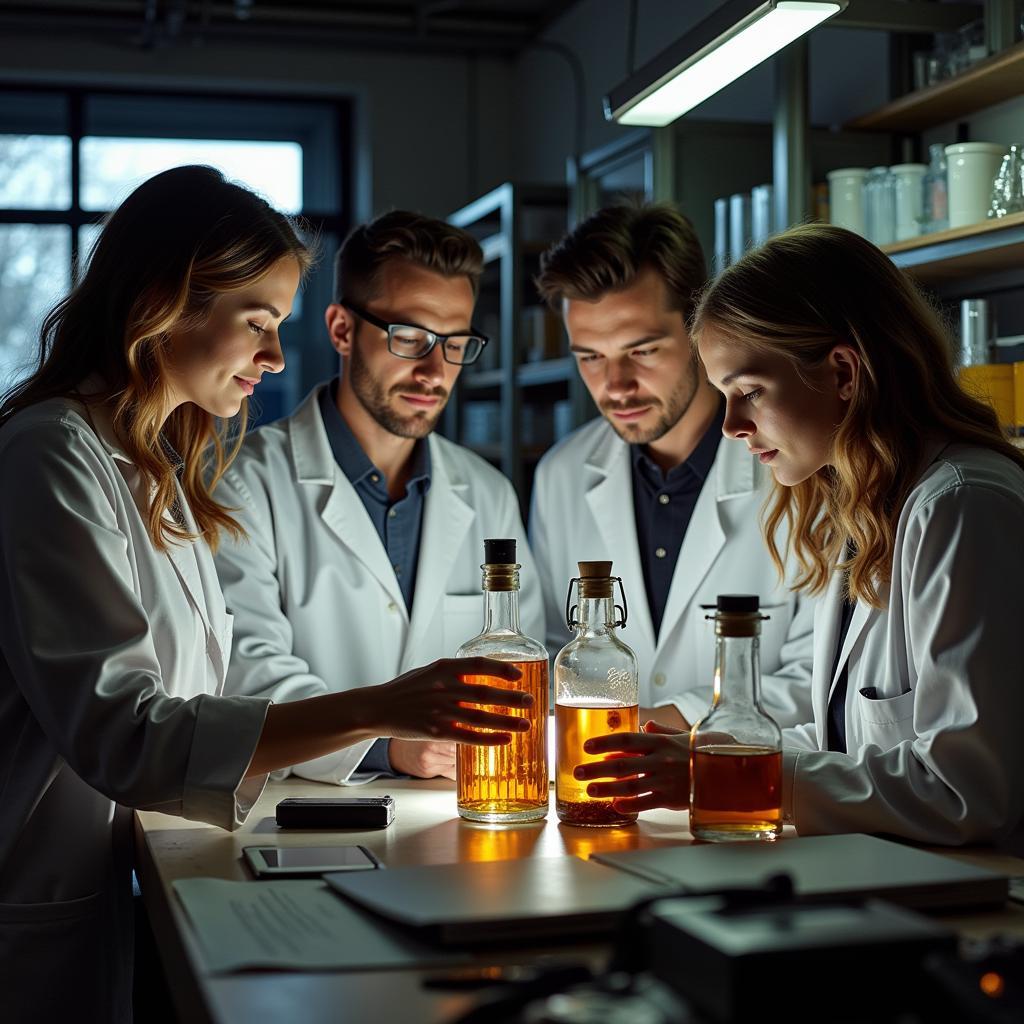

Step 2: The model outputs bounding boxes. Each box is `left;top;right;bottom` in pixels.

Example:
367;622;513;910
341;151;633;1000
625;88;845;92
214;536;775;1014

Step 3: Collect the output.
692;223;1024;607
1;165;314;551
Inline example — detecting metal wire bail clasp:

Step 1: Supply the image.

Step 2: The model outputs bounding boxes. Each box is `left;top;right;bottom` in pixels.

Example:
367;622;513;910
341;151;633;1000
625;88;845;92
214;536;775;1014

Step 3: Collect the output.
564;576;629;630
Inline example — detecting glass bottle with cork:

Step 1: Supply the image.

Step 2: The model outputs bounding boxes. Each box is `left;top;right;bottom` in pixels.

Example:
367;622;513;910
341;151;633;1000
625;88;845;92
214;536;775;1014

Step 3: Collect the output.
690;594;783;842
554;560;639;827
455;538;549;823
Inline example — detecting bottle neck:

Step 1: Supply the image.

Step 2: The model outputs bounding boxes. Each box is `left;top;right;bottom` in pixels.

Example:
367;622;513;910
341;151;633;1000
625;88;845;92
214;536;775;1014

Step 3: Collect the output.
484;588;521;634
574;595;615;637
713;633;761;707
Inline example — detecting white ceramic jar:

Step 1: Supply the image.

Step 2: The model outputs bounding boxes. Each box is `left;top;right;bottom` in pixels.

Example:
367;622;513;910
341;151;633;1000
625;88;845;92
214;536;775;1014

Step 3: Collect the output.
826;167;867;235
889;163;927;241
945;143;1006;228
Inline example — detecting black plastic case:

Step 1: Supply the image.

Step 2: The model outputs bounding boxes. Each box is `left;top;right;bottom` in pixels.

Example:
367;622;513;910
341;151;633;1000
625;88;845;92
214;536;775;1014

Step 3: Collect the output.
275;796;395;829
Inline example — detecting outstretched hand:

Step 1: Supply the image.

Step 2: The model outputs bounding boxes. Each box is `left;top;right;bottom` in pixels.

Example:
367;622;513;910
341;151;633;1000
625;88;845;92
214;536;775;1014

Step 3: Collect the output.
368;657;533;746
573;719;691;813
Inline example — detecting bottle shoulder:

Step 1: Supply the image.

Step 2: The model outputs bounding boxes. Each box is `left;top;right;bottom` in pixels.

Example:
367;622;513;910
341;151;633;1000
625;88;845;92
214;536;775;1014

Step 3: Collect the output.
457;630;548;662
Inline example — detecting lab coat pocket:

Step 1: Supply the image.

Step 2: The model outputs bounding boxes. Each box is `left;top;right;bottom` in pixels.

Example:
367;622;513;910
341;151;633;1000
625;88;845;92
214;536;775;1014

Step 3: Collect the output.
443;594;484;656
0;891;110;1022
853;685;917;750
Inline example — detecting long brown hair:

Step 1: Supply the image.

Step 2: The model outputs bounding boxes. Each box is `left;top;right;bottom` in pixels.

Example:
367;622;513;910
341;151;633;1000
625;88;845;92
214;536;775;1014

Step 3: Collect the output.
0;165;313;550
693;223;1024;607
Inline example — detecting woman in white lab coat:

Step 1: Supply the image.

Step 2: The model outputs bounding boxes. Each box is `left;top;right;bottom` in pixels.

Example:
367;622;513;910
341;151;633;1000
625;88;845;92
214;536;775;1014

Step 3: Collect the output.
578;223;1024;847
0;166;532;1023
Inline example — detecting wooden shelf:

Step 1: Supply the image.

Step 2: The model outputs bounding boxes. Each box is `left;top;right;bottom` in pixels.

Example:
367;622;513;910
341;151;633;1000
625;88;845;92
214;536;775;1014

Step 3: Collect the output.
881;211;1024;284
847;38;1024;133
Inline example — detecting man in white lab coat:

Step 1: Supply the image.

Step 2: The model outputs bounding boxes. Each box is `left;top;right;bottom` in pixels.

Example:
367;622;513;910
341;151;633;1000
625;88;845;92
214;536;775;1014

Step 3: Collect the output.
531;204;813;728
214;211;543;784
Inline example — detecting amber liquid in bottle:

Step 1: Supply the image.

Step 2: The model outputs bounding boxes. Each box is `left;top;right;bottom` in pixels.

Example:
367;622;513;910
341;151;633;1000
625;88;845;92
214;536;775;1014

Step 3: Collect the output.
555;699;639;826
690;744;782;838
456;658;549;820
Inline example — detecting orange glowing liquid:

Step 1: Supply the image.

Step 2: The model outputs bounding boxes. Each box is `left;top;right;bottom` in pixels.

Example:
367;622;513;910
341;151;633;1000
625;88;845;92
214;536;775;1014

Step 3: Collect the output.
690;744;782;840
555;700;639;827
456;659;549;822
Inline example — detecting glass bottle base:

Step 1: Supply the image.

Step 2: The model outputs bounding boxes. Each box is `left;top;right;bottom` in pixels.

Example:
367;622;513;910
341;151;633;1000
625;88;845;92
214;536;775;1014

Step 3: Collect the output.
458;802;548;824
556;799;637;828
690;821;782;842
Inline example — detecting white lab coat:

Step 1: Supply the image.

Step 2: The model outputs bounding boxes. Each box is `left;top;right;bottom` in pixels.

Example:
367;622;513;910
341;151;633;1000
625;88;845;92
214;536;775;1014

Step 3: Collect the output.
0;395;268;1023
782;442;1024;846
530;417;814;726
213;385;544;784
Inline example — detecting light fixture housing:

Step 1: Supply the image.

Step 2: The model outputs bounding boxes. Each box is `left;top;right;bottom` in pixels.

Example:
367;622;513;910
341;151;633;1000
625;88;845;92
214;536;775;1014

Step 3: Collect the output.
604;0;846;127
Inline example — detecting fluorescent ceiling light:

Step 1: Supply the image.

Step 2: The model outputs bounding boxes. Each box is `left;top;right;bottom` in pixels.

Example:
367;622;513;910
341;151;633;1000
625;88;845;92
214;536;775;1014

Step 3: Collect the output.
605;1;845;127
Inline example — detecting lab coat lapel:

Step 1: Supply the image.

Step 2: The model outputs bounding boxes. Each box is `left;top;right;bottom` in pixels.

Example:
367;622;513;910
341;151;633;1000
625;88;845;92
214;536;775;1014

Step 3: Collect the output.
290;387;407;615
655;438;751;654
811;569;847;747
165;481;230;682
583;438;656;654
406;436;476;653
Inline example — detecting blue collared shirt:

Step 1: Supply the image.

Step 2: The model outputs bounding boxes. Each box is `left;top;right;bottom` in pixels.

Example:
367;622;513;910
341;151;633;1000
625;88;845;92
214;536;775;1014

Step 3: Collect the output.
318;381;432;775
631;400;724;640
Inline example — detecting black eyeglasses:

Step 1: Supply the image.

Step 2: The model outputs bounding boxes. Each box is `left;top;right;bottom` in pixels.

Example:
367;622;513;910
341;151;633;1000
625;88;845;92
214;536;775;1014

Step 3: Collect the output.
343;302;489;366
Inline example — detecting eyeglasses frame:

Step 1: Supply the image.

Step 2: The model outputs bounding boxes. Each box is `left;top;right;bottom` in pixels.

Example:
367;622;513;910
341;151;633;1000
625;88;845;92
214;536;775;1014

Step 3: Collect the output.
342;301;490;366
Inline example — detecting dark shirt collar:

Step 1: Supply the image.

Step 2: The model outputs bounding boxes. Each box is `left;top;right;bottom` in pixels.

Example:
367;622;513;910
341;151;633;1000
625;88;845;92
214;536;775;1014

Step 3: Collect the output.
318;380;431;493
630;398;725;485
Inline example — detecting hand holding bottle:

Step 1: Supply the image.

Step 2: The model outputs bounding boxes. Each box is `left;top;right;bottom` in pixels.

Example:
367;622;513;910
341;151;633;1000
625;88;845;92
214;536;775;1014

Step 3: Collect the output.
575;720;690;813
366;657;532;745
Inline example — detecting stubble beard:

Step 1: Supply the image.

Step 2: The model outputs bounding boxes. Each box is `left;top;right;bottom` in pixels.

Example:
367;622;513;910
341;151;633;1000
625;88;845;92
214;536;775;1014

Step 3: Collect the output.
348;338;448;439
602;369;699;445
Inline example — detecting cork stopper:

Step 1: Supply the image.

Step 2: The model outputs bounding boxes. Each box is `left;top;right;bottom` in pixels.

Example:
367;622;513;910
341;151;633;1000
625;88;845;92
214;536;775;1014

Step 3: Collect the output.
577;560;613;599
708;594;763;637
482;538;519;592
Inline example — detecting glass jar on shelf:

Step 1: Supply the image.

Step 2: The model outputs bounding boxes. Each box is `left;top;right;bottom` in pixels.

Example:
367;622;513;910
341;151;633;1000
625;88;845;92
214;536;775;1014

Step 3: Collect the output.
921;143;949;234
455;538;549;824
864;166;896;246
553;560;639;827
689;595;782;843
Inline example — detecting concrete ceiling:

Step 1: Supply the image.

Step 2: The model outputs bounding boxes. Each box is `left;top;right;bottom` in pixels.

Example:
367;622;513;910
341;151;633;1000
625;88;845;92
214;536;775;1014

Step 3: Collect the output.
0;0;581;54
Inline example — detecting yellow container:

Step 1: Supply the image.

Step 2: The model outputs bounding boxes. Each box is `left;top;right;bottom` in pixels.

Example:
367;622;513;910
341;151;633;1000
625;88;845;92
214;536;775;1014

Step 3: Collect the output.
960;364;1015;429
1015;362;1024;432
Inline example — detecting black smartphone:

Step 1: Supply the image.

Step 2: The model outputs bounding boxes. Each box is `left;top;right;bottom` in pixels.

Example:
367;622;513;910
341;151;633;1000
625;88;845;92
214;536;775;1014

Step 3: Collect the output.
243;844;382;878
275;796;395;829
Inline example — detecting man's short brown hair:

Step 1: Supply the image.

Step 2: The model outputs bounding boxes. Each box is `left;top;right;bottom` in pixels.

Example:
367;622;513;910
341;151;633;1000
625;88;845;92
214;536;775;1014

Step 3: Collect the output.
334;209;484;305
536;203;707;322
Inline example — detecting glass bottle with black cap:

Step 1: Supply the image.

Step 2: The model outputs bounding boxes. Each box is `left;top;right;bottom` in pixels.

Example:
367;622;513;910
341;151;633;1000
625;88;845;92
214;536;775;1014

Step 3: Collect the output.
455;538;549;823
689;594;783;842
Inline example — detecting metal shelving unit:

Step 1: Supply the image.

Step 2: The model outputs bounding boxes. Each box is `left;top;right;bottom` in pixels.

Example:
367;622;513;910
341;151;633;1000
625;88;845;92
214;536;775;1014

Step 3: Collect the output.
443;182;588;511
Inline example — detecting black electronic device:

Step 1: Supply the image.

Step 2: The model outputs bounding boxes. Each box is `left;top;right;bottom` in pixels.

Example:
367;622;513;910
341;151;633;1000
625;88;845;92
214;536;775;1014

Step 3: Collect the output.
243;844;382;878
275;796;395;829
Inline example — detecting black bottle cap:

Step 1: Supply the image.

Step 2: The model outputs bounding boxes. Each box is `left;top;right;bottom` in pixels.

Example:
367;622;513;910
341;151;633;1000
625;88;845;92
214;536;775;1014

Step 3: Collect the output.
484;538;517;564
716;594;759;613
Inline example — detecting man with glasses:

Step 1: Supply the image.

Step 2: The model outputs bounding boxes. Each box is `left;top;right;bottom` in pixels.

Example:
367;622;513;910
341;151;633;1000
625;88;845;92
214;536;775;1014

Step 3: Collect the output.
214;210;542;784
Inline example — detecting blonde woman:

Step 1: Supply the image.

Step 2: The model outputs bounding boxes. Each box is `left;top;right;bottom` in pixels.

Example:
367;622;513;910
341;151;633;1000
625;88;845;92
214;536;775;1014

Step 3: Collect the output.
578;223;1024;847
0;166;530;1023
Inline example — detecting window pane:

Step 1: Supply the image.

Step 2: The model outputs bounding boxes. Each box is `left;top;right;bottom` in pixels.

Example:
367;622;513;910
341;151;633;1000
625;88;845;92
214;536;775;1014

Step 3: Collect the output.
0;225;70;391
80;137;302;213
76;223;104;283
0;135;71;210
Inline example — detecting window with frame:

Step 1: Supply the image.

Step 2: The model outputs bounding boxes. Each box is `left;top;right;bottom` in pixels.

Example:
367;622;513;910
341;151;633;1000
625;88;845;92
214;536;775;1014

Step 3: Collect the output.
0;88;351;424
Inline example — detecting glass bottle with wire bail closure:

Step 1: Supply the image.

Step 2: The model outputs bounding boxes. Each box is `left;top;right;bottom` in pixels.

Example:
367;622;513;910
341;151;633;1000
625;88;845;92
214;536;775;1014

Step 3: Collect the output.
689;594;783;842
455;538;549;823
554;561;640;827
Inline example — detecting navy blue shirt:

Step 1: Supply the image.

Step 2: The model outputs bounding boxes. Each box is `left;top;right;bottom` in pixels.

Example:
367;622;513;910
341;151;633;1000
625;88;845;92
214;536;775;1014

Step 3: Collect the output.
631;401;724;640
318;381;432;775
